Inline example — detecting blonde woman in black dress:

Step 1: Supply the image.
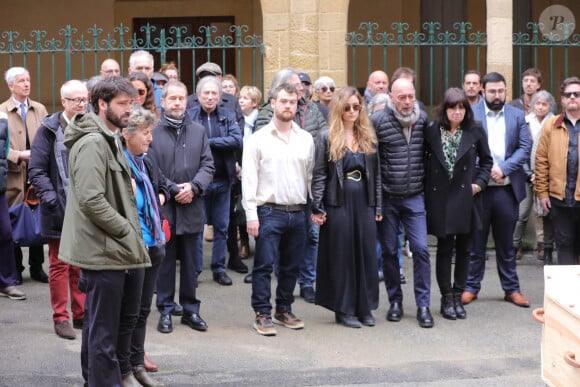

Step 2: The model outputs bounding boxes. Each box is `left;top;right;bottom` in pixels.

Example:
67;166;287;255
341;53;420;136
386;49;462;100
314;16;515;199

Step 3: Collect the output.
311;86;382;328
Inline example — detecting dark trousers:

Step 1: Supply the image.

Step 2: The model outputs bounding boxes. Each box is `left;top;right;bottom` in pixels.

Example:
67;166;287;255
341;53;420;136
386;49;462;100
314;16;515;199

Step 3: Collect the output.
156;233;201;315
14;244;44;273
252;206;306;314
203;179;232;274
0;194;19;287
435;233;472;294
227;180;249;258
79;268;144;386
131;245;164;367
377;193;431;307
550;203;580;265
466;186;521;295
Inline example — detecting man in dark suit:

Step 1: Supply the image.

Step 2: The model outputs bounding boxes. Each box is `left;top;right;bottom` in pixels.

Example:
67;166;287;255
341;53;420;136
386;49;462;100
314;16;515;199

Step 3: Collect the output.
462;72;532;308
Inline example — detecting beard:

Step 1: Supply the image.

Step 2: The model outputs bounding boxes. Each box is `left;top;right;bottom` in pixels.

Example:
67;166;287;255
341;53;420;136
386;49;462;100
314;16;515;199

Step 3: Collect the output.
105;105;129;129
275;110;295;123
485;98;505;111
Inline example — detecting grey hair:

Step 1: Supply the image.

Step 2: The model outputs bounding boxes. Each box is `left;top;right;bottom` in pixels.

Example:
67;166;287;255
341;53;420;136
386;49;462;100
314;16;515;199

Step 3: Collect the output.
125;106;158;135
268;67;299;99
4;67;28;85
129;50;154;70
60;80;87;99
86;75;104;94
196;76;222;95
314;76;335;90
530;90;556;114
368;93;391;114
162;80;188;98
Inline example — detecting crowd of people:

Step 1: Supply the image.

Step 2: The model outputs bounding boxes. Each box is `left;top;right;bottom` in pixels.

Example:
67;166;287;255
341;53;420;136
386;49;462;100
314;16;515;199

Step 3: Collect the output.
0;48;578;386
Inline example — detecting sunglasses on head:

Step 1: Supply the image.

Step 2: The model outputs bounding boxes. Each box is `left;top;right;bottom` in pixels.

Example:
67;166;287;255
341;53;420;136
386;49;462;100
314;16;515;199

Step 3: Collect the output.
320;86;335;93
344;103;361;112
563;91;580;99
137;88;147;96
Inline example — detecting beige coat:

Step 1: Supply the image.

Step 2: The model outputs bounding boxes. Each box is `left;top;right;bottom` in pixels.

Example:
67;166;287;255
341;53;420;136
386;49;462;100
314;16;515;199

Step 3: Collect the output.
0;98;47;206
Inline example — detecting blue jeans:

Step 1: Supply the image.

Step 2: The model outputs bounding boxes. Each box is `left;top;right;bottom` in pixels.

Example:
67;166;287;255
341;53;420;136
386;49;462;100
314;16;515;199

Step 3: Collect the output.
377;193;431;307
203;179;232;274
298;205;319;289
252;206;306;314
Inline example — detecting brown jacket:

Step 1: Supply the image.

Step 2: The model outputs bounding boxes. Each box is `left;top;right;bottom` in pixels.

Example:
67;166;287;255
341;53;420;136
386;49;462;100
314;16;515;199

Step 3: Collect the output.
534;114;580;201
0;97;47;206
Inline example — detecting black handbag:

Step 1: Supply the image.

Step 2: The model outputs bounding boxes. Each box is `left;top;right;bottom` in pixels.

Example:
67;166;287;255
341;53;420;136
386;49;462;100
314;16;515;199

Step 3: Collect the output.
9;186;45;246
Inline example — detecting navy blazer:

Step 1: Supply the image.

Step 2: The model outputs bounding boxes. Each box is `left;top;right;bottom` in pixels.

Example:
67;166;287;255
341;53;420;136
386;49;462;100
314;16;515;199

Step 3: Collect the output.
471;99;531;203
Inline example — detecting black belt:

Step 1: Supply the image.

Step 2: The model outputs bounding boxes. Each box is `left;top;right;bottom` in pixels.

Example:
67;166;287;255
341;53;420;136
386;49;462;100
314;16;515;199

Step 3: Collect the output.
262;203;305;212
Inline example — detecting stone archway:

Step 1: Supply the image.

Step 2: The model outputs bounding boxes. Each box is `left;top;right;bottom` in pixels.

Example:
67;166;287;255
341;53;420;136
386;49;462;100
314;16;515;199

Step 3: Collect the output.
259;0;350;91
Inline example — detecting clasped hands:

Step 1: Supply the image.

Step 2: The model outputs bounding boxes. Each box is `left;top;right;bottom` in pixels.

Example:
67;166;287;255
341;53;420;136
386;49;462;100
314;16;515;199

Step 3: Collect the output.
175;182;194;204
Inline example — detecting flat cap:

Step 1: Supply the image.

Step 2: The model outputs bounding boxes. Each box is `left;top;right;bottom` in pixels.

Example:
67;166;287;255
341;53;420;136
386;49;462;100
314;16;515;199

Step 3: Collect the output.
196;62;222;77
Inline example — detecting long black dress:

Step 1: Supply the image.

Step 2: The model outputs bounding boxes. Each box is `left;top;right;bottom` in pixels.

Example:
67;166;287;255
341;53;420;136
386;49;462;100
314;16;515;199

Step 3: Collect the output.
315;150;379;317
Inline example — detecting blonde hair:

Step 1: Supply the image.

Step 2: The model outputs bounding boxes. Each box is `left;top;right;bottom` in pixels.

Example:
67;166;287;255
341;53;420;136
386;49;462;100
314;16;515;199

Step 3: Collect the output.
327;86;377;161
239;85;262;104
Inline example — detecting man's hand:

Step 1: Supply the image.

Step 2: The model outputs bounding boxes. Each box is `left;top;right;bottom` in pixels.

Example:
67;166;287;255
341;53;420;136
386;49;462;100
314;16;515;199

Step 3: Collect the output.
311;212;327;226
247;220;260;238
491;164;505;185
175;182;194;204
19;150;31;162
540;197;551;214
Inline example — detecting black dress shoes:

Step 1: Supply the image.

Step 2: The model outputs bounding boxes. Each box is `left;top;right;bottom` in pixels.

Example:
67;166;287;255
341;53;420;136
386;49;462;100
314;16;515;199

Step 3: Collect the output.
299;286;315;303
181;313;208;332
157;314;173;334
227;258;249;274
335;312;361;328
213;272;233;286
243;273;252;283
171;302;183;317
417;306;434;328
386;302;403;322
30;267;49;283
358;314;375;327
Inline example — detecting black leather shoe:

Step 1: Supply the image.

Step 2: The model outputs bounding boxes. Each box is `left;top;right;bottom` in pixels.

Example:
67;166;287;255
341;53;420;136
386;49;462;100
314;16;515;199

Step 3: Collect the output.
386;302;403;322
171;302;183;317
181;313;208;332
157;314;173;334
213;272;233;286
243;273;252;284
227;258;249;274
417;306;434;328
30;267;48;283
358;314;375;327
335;312;361;328
299;286;315;303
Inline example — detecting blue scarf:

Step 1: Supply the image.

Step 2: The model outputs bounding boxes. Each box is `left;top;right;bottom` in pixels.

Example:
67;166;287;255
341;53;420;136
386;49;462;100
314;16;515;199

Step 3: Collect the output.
124;149;164;247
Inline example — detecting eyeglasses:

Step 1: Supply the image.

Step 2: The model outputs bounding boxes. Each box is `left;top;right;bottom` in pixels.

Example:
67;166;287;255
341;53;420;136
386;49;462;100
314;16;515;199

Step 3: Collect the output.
320;86;335;93
563;91;580;99
344;104;361;112
136;88;147;96
64;97;88;105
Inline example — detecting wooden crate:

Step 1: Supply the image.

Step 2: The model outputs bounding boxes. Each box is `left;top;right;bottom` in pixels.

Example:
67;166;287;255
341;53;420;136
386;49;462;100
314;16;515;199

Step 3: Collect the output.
535;265;580;386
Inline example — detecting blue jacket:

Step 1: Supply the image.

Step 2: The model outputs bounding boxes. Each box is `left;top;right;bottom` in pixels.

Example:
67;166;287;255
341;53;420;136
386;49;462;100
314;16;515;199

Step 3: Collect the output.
186;104;242;185
471;99;532;203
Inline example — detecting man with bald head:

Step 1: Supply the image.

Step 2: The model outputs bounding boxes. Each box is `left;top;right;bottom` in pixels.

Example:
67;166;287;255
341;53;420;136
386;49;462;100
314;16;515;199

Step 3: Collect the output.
99;59;121;78
364;70;390;103
370;78;433;328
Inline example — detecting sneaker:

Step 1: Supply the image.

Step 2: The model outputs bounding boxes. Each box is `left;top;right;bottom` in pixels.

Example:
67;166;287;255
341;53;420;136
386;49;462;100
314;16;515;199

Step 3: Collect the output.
272;311;305;330
54;320;76;340
204;225;214;242
254;313;277;336
0;286;26;300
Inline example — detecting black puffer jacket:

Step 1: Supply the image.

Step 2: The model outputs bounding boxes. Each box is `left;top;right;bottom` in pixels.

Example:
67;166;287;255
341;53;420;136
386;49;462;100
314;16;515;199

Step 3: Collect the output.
370;106;429;197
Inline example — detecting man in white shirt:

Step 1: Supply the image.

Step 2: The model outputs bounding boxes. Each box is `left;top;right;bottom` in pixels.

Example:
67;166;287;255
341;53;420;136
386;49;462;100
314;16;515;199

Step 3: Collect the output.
242;82;315;336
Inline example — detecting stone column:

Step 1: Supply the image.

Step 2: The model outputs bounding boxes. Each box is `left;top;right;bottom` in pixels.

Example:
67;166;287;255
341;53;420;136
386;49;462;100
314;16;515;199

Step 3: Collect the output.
260;0;349;93
486;0;514;99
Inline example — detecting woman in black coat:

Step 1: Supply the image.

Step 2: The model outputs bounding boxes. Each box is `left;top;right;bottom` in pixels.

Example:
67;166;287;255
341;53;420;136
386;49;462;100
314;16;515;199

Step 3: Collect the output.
424;88;492;320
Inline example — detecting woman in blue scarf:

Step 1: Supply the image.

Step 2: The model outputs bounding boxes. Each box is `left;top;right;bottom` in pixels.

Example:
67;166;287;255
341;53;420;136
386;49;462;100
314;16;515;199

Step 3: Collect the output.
122;106;168;387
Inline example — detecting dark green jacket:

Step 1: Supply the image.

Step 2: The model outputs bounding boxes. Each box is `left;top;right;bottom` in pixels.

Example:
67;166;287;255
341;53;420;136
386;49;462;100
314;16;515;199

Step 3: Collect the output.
58;112;150;270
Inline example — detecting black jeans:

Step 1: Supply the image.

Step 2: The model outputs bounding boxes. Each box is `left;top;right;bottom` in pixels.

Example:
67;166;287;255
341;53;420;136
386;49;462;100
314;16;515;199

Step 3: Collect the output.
550;203;580;265
435;233;472;294
131;246;165;367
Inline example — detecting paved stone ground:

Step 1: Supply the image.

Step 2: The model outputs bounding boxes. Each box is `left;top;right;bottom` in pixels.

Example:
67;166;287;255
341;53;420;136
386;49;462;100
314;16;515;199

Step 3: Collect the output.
0;244;548;386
